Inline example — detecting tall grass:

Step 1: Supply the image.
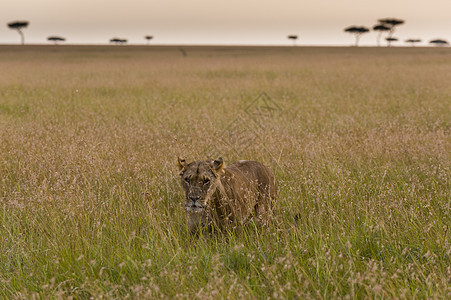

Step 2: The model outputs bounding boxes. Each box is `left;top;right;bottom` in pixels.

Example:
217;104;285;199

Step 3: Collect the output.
0;46;450;298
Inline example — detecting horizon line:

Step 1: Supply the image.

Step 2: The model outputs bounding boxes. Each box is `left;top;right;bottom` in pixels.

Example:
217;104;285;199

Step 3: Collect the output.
0;43;447;48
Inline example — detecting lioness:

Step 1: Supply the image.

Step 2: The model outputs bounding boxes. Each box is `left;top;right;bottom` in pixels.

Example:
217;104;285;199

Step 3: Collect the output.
178;157;276;232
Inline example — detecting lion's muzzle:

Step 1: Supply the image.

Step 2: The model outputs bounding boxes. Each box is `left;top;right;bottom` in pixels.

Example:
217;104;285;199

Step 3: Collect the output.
185;196;207;212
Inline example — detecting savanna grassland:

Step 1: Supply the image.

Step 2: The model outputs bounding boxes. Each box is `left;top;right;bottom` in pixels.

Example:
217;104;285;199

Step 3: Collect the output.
0;45;450;299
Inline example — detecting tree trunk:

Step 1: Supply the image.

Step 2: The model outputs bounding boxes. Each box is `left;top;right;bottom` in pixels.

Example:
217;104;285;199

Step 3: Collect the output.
18;30;24;45
355;34;360;47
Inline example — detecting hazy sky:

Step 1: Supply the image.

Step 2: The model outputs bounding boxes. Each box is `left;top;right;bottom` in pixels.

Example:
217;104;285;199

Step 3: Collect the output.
2;0;451;46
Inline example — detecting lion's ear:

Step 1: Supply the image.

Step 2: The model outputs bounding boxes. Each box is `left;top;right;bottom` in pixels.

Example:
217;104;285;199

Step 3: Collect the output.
211;157;224;173
177;157;187;172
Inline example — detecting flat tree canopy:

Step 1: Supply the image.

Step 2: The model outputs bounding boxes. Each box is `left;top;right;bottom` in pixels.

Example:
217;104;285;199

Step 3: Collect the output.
48;36;66;41
430;39;449;46
378;18;404;27
373;24;390;32
7;21;29;29
405;39;421;43
110;38;127;44
344;26;369;34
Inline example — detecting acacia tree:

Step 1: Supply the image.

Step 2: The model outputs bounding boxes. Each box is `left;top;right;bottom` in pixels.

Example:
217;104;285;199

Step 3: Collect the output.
110;38;127;45
344;26;369;47
47;36;66;45
373;24;390;47
378;18;404;40
145;35;153;45
287;35;298;46
7;21;29;45
429;39;449;47
385;37;398;47
405;39;421;47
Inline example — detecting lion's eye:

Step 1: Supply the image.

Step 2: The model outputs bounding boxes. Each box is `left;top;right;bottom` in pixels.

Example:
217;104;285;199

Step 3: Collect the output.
203;178;210;185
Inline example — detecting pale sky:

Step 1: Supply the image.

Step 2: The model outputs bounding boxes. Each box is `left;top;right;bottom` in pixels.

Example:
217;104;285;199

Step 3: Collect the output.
2;0;450;46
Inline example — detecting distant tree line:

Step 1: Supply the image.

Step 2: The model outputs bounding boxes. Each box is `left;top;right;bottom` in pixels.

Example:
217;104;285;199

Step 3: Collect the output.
5;19;449;47
343;18;449;47
6;20;155;46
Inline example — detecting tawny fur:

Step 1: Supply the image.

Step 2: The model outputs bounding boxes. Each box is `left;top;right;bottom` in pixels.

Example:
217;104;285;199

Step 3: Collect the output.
178;158;277;232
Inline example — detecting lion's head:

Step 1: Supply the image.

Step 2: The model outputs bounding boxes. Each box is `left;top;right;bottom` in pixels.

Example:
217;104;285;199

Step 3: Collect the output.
177;157;224;231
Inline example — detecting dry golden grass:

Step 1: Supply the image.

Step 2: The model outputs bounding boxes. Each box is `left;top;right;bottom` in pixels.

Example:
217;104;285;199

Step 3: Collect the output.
0;45;450;298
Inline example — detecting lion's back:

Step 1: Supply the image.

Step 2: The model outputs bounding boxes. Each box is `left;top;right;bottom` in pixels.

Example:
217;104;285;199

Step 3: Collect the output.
225;160;277;200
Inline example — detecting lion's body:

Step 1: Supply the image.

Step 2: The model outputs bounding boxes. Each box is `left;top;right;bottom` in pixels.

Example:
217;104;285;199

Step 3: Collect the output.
179;158;276;232
210;160;276;228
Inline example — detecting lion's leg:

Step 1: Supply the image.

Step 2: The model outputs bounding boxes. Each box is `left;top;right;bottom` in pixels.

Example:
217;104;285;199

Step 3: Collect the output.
253;198;267;227
254;188;276;227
